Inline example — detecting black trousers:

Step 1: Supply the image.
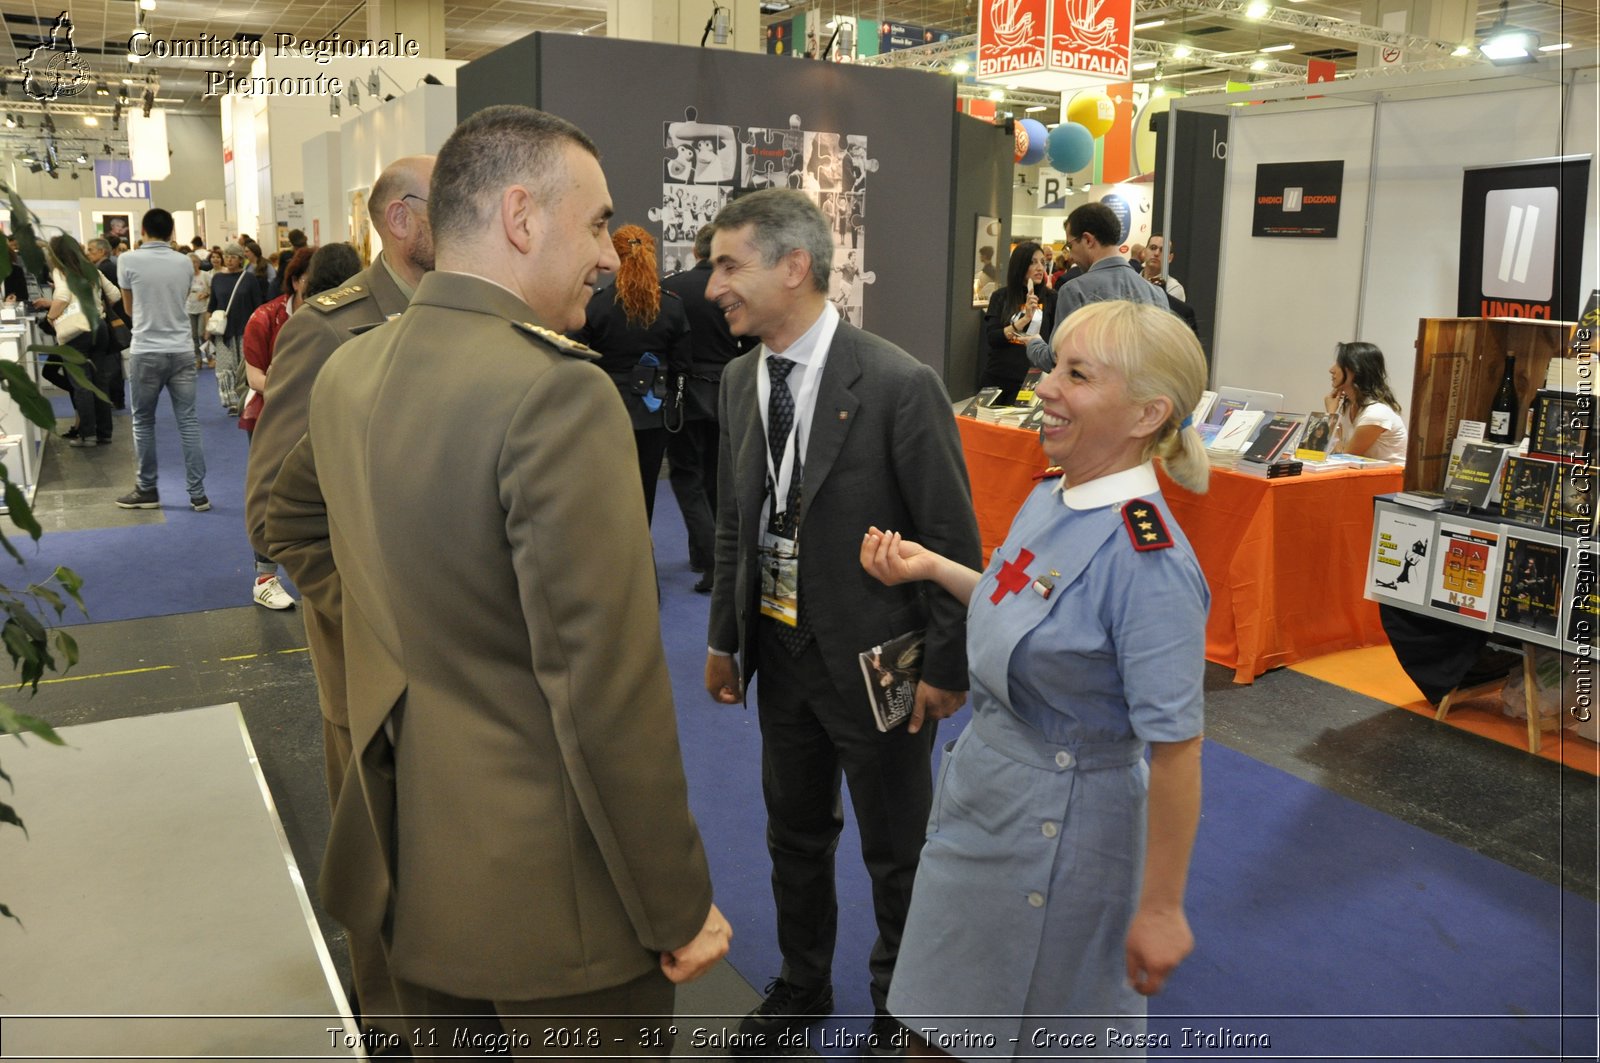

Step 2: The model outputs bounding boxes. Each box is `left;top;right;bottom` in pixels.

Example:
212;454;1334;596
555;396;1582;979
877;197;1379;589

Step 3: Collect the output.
754;619;936;1011
666;416;719;571
632;426;669;526
64;323;117;441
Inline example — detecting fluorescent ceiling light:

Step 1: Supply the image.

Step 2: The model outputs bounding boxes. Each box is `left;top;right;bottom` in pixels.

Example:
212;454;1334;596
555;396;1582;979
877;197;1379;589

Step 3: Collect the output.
1538;42;1570;52
1134;19;1166;30
1245;1;1270;19
1025;105;1049;112
1260;43;1294;52
1133;61;1158;71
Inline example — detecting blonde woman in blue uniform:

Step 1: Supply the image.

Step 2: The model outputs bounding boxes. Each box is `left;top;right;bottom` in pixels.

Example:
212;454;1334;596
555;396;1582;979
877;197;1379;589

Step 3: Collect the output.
860;300;1210;1059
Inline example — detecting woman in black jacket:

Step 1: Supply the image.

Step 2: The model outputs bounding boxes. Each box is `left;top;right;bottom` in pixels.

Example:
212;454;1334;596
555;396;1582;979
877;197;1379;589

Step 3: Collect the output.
980;241;1055;405
208;241;267;415
571;224;691;525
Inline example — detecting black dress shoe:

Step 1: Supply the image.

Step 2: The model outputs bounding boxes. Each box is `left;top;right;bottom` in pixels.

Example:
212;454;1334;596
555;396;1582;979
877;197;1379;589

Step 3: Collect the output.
694;574;714;594
733;978;833;1056
61;426;81;441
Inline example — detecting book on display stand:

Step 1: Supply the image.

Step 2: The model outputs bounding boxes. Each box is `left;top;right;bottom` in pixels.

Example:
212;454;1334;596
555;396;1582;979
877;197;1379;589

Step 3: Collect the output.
1497;455;1559;527
1427;519;1504;629
1367;502;1436;607
1495;531;1569;649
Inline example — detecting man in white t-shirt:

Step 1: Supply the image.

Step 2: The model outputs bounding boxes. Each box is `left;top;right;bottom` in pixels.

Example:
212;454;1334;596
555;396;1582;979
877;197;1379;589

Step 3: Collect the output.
116;208;208;512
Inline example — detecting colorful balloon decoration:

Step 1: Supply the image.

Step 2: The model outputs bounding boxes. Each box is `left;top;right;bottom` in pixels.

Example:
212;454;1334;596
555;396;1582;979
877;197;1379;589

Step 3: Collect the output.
1014;118;1048;166
1046;122;1095;174
1066;93;1116;138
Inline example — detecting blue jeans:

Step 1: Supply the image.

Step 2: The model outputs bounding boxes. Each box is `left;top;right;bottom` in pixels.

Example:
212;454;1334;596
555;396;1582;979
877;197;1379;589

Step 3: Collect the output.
129;348;207;500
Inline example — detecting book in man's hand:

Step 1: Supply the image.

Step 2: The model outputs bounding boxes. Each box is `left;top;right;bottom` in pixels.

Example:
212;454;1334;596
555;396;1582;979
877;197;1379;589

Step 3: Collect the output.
858;630;925;732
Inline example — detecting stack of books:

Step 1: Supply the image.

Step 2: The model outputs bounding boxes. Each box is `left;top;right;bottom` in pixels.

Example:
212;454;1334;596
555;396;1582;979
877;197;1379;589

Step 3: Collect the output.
1392;489;1448;511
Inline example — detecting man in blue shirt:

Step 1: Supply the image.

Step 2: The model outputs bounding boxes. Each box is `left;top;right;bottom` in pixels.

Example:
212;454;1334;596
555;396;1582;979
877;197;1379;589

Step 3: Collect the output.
116;208;209;511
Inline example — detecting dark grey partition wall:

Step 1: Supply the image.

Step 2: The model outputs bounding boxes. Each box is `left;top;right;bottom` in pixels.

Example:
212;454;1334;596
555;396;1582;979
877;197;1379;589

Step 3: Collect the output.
946;114;1013;399
457;33;972;383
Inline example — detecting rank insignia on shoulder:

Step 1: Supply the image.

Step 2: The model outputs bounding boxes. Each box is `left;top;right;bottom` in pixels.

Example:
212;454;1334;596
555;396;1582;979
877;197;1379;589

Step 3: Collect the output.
512;321;600;360
1033;466;1065;481
309;283;369;312
1121;499;1173;551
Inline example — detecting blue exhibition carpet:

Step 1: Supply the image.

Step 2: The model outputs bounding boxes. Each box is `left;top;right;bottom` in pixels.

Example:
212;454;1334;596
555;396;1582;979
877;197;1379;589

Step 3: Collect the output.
19;383;1597;1060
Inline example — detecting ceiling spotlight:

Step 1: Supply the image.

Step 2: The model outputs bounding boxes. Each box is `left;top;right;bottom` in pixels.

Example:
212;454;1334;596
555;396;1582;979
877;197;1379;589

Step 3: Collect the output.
1250;58;1269;70
142;88;154;116
3;114;13;129
987;88;1004;101
1172;44;1193;59
83;114;98;126
1479;0;1538;64
139;0;156;8
96;80;109;95
1245;0;1270;18
75;152;87;164
101;142;110;154
951;59;970;75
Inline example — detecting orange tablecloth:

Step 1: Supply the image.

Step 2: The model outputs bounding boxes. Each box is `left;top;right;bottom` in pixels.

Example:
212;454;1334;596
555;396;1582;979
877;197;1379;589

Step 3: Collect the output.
956;416;1404;683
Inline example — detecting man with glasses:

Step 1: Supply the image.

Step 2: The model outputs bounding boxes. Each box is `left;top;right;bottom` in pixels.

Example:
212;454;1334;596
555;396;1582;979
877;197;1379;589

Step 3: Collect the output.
1026;202;1167;369
243;153;435;1047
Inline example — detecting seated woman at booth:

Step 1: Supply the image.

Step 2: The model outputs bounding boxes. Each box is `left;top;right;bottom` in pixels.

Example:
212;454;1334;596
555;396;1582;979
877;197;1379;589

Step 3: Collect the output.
979;241;1055;405
1325;340;1408;462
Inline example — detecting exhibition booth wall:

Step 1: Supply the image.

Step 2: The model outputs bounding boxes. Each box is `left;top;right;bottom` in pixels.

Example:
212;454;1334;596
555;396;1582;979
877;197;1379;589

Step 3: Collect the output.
458;33;1011;387
1206;70;1598;419
223;55;459;248
299;84;458;252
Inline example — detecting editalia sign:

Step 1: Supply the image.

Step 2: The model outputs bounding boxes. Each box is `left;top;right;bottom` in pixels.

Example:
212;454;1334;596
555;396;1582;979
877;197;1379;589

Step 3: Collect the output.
93;159;150;199
979;0;1131;87
978;0;1048;79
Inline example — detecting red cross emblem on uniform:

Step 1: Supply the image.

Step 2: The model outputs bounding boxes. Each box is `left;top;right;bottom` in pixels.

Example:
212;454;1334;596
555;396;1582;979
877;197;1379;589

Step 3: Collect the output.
991;548;1035;604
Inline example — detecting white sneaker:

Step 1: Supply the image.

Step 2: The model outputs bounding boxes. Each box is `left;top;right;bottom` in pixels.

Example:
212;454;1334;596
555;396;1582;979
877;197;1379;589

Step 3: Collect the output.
253;575;296;611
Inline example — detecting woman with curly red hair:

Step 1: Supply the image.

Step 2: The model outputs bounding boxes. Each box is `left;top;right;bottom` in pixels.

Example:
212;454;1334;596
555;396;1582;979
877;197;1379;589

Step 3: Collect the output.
570;223;692;524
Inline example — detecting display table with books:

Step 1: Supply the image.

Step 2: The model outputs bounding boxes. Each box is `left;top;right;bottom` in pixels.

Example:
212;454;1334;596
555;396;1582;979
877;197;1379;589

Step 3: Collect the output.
955;416;1403;682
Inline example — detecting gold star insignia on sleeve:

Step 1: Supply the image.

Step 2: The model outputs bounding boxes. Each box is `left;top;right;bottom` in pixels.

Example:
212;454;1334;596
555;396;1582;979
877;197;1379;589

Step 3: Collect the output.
1121;498;1174;552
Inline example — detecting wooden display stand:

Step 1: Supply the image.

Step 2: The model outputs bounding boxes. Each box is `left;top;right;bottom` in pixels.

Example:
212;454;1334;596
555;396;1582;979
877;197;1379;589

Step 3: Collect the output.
1405;317;1578;493
1388;317;1593;755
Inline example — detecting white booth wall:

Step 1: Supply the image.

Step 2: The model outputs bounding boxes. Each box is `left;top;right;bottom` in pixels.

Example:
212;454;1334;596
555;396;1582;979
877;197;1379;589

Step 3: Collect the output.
221;55;459;247
300;132;343;247
1212;73;1598;419
339;84;457;260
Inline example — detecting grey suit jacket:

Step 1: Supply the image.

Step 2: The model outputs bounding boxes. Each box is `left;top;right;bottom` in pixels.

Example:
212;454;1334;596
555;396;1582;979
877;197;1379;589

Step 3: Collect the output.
266;272;713;1001
708;319;982;712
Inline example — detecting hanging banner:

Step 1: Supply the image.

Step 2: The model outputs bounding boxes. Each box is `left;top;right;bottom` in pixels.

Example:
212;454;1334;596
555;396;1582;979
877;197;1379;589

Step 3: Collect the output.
979;0;1131;89
1049;0;1132;81
978;0;1048;80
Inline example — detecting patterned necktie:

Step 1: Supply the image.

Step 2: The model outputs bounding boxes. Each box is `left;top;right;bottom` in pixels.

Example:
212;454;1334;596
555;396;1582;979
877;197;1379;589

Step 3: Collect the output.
766;356;812;654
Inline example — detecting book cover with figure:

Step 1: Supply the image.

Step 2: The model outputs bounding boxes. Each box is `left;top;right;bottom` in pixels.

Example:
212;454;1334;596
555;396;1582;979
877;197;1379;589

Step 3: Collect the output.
1496;535;1567;642
858;629;924;732
1367;505;1435;607
1498;456;1558;527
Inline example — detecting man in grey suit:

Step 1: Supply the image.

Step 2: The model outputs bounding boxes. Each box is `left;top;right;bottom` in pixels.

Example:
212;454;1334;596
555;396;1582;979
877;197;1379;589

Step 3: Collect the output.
702;190;981;1057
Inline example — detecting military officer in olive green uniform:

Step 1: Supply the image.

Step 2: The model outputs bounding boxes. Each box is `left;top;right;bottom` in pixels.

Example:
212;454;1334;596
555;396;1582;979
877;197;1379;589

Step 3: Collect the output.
243;154;434;1041
265;106;729;1057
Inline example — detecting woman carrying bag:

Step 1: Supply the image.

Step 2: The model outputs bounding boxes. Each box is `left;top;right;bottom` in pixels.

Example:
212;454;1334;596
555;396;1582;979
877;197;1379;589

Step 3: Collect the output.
208;241;265;415
46;235;122;447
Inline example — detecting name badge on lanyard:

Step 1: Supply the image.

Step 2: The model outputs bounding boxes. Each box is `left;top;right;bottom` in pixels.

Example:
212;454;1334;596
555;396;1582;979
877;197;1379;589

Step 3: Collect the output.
759;529;801;627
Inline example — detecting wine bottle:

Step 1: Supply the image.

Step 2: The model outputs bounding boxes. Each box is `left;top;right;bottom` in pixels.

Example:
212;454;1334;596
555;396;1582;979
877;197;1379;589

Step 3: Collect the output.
1487;356;1518;443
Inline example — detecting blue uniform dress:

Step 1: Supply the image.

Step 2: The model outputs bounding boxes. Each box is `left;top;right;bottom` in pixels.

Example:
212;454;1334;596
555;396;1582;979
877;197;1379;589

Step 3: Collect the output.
888;463;1209;1060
